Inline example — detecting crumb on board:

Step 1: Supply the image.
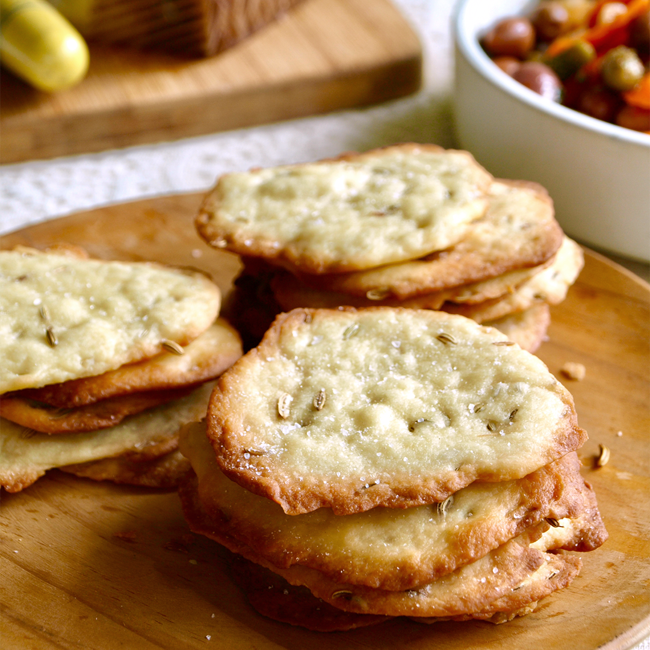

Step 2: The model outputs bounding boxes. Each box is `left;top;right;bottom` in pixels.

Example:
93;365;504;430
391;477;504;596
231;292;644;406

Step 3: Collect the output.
596;444;610;468
560;362;586;381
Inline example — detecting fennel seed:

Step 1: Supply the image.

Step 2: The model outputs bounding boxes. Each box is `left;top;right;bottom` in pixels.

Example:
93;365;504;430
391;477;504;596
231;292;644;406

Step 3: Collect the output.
162;339;185;355
277;393;293;419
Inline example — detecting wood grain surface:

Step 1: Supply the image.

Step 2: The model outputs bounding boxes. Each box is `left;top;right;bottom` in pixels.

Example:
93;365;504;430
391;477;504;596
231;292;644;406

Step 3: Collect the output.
0;0;422;165
0;194;649;650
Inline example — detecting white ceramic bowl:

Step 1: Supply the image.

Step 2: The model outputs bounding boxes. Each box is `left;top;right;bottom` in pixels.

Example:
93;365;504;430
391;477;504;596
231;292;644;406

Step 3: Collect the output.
453;0;650;262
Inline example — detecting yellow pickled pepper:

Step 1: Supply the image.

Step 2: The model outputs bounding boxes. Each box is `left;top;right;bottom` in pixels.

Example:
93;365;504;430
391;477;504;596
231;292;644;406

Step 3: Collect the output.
0;0;89;92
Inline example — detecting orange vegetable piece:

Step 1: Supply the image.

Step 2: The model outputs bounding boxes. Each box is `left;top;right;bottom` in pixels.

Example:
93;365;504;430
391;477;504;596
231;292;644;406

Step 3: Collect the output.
623;71;650;109
588;0;636;28
546;0;649;56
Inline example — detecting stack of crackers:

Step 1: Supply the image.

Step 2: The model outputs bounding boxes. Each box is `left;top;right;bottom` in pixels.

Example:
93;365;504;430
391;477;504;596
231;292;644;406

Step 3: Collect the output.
178;307;607;630
0;245;242;493
183;144;605;630
195;143;584;352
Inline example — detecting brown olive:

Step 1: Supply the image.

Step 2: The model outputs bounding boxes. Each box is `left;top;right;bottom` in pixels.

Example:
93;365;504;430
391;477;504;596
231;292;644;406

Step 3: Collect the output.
631;9;650;55
577;87;622;122
493;56;521;76
616;105;650;131
512;61;562;101
531;2;570;42
482;17;536;59
601;46;645;92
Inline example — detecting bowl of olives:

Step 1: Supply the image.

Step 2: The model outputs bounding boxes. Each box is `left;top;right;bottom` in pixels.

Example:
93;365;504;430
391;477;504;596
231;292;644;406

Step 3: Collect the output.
453;0;650;262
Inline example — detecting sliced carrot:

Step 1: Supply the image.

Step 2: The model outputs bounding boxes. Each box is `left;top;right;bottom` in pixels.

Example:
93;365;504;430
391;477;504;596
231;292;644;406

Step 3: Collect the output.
623;72;650;109
588;0;637;28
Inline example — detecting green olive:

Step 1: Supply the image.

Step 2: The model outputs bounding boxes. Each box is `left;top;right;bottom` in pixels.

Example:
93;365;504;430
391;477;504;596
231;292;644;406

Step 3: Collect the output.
601;46;645;92
545;40;595;80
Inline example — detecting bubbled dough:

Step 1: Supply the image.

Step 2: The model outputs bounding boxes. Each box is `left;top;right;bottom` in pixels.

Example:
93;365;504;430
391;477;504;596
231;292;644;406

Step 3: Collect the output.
209;308;586;515
291;179;564;299
0;248;221;393
196;144;492;274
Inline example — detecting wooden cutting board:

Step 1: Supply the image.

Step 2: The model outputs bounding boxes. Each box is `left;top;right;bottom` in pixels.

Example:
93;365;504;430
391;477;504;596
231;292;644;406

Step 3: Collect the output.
0;0;422;165
1;196;649;650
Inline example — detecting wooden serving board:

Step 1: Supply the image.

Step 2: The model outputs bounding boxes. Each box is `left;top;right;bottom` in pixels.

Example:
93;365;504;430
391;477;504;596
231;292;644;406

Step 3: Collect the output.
0;0;422;165
1;195;649;650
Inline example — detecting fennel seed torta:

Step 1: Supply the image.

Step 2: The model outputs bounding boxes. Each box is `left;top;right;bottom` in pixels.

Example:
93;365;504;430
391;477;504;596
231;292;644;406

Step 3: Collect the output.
181;421;600;590
14;318;241;409
289;179;563;299
0;319;242;434
0;247;221;394
196;144;493;274
0;382;215;493
206;307;587;515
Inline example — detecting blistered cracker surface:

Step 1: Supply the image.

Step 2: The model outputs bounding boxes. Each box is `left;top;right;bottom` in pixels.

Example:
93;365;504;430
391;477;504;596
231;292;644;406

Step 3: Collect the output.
181;421;589;590
293;179;563;299
0;249;221;394
196;144;492;274
0;382;214;493
207;308;586;515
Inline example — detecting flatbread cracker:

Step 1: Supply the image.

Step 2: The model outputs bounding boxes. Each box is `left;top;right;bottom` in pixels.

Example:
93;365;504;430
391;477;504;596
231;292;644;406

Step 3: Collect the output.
413;553;582;624
180;472;588;620
0;387;194;434
196;144;493;274
290;179;563;299
253;527;547;618
228;553;390;632
207;307;586;515
60;449;191;489
269;261;545;312
225;270;551;354
444;237;584;323
0;382;214;493
230;551;579;629
486;304;551;353
181;420;594;589
0;248;221;394
15;319;242;408
230;525;547;619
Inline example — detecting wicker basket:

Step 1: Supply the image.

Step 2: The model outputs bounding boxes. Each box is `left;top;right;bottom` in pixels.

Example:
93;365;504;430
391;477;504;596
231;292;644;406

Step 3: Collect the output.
49;0;306;57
